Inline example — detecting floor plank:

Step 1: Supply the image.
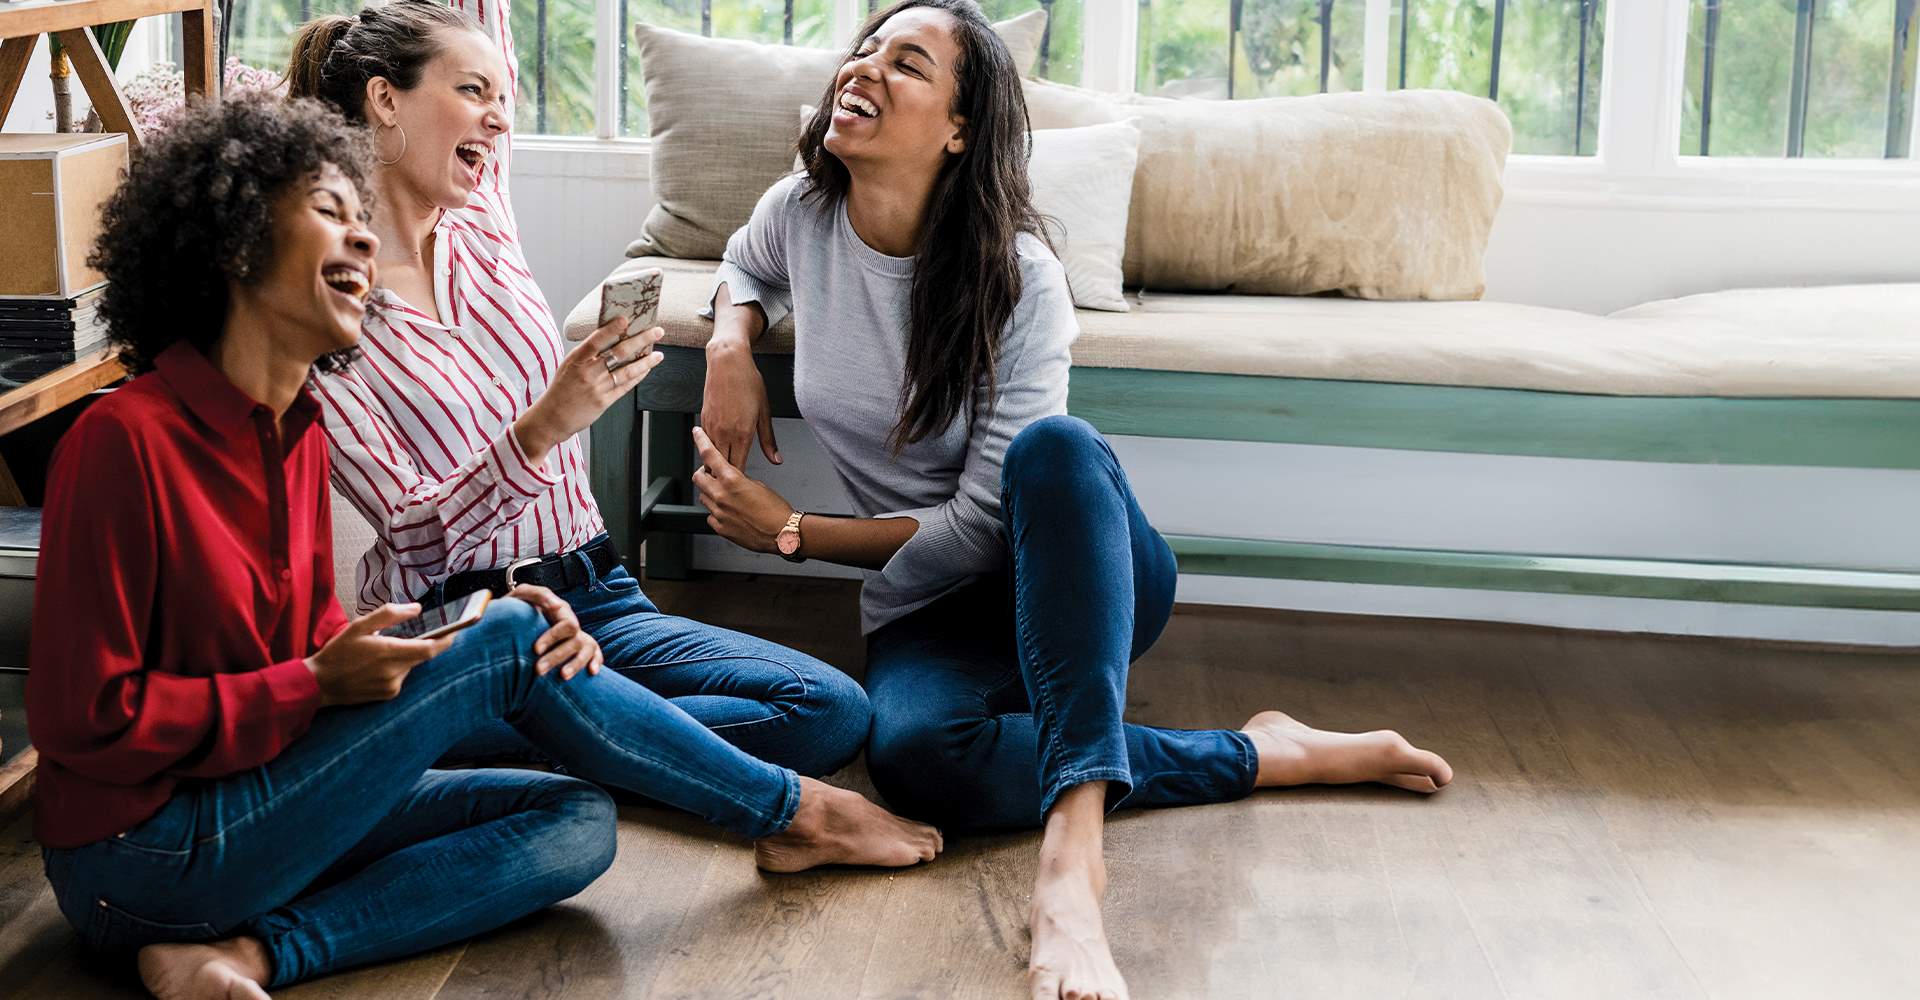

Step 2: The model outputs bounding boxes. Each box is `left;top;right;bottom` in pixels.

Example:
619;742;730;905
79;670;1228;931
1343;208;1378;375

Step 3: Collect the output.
3;576;1917;999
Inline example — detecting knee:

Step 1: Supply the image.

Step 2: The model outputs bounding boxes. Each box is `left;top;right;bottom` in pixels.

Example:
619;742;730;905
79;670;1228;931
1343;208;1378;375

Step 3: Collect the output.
1001;416;1110;501
538;779;618;895
790;666;873;777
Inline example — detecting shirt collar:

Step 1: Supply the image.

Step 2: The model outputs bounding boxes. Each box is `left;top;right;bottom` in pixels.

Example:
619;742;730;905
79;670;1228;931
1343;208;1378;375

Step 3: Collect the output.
153;341;323;440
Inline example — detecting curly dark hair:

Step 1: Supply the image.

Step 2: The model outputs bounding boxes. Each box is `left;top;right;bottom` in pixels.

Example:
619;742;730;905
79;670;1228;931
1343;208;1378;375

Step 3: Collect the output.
90;93;375;375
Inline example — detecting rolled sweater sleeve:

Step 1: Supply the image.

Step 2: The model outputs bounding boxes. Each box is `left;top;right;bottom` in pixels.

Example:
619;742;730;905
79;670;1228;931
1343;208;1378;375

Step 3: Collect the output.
707;174;801;332
871;253;1078;597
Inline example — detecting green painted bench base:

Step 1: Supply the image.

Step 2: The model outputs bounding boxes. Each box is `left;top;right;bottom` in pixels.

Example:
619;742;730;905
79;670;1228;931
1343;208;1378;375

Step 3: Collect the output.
588;346;1920;613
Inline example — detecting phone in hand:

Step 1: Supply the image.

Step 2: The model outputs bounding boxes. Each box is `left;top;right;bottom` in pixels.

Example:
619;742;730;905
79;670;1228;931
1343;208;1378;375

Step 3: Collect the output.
380;590;492;640
583;266;664;343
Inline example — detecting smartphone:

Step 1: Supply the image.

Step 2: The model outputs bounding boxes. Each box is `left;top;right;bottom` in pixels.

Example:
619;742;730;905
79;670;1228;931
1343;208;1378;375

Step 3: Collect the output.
584;267;664;342
380;590;492;640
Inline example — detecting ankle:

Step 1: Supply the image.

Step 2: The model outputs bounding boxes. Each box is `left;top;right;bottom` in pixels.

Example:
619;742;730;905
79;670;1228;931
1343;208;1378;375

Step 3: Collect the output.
228;935;274;984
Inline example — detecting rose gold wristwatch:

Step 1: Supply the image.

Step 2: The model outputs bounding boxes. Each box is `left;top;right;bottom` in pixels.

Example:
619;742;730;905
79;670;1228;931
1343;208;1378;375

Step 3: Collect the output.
776;510;806;563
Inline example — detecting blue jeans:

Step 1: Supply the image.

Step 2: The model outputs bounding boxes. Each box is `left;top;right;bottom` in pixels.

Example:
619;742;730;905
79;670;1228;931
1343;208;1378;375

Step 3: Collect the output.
41;599;800;987
434;551;870;778
865;416;1259;830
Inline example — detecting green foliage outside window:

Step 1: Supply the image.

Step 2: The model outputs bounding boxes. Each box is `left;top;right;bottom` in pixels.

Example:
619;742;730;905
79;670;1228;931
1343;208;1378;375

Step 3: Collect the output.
222;0;1913;158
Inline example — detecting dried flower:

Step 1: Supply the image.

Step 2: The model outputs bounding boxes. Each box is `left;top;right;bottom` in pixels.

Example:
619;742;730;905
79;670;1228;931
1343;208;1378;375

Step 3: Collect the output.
125;59;288;137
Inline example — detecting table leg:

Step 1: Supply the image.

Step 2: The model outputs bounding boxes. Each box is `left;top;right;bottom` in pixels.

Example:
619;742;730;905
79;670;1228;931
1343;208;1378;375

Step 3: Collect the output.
0;35;33;125
0;456;22;508
181;3;217;99
53;28;142;150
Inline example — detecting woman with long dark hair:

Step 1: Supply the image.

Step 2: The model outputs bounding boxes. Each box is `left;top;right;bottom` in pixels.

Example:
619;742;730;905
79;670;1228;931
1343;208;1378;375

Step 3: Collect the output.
29;95;937;1000
694;2;1456;995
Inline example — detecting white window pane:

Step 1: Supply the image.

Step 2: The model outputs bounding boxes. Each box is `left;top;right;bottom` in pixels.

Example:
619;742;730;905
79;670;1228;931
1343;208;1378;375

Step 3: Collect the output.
1390;0;1604;156
621;0;837;138
231;0;363;76
1136;0;1361;100
514;0;599;136
977;0;1084;86
1681;0;1913;159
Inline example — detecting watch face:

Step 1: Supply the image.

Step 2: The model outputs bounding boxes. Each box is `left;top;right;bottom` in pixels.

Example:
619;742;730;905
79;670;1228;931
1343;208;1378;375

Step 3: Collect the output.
777;529;801;556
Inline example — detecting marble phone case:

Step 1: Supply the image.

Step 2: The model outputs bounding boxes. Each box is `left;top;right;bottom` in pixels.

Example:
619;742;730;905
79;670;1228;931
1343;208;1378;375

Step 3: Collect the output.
585;267;664;341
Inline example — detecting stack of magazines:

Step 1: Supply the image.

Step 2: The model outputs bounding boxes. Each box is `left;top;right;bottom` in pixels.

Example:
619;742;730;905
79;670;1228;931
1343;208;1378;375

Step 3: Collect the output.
0;288;108;357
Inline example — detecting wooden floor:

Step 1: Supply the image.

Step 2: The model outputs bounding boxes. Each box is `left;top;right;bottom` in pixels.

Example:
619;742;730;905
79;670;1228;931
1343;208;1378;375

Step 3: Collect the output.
3;575;1919;999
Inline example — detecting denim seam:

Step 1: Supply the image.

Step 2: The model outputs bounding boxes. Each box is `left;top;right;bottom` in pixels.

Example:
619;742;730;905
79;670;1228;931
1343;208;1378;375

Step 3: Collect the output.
537;680;794;836
609;652;809;732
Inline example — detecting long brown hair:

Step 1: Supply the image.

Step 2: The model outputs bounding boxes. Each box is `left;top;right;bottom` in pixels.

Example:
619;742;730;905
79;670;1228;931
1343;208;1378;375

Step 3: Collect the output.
797;0;1045;452
286;0;476;123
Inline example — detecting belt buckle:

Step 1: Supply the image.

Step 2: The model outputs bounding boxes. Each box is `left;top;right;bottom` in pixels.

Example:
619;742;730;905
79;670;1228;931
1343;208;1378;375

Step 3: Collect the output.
503;556;541;590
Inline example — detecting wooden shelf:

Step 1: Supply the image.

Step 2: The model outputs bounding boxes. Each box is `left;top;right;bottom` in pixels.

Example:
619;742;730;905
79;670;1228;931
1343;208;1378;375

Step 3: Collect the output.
0;0;217;151
0;0;208;38
0;345;123;438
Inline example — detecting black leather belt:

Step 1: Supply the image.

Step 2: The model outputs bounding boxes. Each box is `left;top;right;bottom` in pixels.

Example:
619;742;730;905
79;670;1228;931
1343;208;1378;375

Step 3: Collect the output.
441;538;622;604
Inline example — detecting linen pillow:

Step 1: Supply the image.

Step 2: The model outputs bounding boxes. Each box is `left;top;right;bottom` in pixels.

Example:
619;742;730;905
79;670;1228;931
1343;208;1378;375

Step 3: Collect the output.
628;11;1048;261
794;106;1141;312
1022;80;1511;300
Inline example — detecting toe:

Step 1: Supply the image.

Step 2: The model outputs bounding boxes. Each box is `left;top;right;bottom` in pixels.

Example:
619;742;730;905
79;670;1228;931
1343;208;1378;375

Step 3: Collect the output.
1385;772;1440;794
1030;970;1062;1000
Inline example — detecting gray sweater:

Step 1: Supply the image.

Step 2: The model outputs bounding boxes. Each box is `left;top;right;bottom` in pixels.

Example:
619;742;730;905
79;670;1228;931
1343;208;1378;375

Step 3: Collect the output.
707;174;1079;634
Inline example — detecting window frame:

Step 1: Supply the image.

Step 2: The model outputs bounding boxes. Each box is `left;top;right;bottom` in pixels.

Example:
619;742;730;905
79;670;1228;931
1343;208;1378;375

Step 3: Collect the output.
510;0;1920;212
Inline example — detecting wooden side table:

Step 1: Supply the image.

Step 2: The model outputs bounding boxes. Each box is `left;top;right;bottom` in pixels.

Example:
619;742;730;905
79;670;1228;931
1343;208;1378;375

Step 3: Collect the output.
1;0;218;152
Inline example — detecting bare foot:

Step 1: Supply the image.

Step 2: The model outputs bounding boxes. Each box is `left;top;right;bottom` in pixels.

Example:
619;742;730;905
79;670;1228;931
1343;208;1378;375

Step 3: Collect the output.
1242;710;1454;793
1027;860;1128;1000
753;776;944;872
136;938;272;1000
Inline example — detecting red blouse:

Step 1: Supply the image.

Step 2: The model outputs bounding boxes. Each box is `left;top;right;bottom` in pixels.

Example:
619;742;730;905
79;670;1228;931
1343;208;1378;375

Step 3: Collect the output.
27;342;347;848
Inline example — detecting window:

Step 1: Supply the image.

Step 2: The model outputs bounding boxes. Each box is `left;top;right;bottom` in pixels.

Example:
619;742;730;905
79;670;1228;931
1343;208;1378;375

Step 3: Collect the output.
1681;0;1918;158
1136;1;1604;155
619;1;838;137
217;0;1920;171
228;0;362;75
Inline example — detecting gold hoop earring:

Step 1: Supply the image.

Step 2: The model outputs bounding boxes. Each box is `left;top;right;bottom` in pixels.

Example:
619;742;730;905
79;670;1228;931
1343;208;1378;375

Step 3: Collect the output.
376;122;408;165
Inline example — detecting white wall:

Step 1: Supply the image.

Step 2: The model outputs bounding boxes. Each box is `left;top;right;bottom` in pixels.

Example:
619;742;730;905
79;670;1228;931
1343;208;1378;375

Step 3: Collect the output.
510;144;1920;647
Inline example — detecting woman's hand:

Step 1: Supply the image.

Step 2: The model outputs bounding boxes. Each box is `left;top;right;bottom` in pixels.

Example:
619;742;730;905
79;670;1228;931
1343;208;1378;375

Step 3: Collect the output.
691;426;794;553
509;584;604;681
701;337;780;471
305;604;456;706
514;317;665;462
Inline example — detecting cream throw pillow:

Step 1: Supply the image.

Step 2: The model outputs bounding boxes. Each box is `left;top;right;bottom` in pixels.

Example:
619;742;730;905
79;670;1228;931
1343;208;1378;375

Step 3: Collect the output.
1028;119;1140;312
628;11;1049;261
1023;80;1511;300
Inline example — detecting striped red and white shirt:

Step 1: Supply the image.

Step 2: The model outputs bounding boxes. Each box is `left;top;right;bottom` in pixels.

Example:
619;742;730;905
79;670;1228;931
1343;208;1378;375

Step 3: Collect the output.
310;0;604;612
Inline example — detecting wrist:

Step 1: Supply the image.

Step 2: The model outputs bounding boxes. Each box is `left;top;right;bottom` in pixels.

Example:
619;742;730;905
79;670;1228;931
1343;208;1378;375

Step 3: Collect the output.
512;409;559;463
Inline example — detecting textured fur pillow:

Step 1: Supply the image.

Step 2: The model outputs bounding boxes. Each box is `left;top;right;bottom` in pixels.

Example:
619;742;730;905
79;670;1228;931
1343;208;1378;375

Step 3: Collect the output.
627;12;1048;261
1023;80;1511;300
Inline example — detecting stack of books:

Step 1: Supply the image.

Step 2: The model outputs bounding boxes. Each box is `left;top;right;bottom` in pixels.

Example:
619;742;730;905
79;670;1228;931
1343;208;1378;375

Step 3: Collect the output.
0;288;108;357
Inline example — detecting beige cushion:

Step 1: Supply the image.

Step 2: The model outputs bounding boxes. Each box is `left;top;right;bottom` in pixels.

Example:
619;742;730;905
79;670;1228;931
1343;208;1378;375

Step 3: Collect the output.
628;12;1049;262
1021;80;1511;301
568;260;1920;399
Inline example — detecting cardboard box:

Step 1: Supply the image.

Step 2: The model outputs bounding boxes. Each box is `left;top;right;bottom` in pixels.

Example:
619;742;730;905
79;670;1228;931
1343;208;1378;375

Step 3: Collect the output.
0;133;128;299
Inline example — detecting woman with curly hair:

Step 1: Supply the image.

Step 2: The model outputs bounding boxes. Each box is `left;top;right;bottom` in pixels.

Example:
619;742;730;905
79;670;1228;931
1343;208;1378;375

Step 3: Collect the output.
28;94;938;1000
285;0;875;780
